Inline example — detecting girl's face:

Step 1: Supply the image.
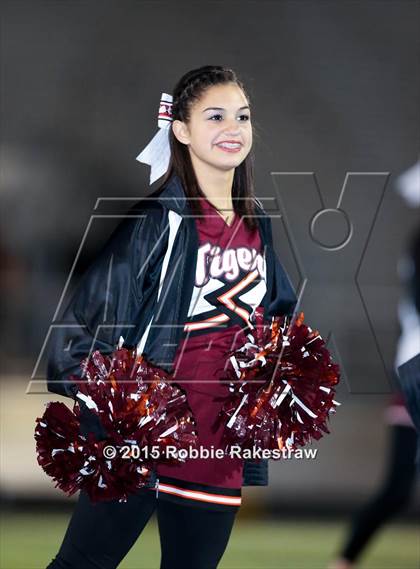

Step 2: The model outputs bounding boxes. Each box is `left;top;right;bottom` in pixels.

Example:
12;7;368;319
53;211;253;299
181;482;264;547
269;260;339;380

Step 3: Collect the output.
172;83;252;174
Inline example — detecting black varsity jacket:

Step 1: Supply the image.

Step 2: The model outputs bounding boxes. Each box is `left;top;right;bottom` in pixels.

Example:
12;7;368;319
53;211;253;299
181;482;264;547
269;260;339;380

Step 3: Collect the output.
46;172;298;487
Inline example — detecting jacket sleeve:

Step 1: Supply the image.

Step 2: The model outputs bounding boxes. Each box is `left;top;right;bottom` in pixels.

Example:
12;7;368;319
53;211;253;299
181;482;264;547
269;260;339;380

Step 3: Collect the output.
269;249;298;317
46;206;165;399
266;216;298;318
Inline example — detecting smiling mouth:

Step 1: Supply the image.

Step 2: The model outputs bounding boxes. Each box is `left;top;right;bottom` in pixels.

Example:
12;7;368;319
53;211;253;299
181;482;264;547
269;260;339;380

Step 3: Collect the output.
215;142;243;152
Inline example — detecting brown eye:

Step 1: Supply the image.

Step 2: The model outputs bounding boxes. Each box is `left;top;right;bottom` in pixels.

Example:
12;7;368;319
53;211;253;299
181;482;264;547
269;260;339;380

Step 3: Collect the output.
208;114;250;121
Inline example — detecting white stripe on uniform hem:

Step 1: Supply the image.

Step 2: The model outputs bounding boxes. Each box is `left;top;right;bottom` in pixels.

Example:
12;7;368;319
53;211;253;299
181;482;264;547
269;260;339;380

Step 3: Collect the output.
157;482;242;506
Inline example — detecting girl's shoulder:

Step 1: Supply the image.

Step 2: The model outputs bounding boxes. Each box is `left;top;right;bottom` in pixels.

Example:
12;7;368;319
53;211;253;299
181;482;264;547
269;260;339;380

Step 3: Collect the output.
89;198;169;274
110;197;169;243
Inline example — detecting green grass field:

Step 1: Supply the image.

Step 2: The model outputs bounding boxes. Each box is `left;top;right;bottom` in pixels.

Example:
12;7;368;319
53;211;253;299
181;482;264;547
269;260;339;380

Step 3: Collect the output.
1;512;418;569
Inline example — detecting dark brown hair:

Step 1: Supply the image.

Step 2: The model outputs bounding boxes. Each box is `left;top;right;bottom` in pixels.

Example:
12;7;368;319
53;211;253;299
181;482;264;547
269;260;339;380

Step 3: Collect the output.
154;65;258;232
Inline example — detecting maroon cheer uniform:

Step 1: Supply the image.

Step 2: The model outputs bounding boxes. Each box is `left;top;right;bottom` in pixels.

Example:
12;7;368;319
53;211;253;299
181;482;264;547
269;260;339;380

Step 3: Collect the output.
154;197;267;509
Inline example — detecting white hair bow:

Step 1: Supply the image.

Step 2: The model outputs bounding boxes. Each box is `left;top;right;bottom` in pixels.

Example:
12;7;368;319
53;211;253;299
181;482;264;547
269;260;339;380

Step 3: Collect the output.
136;92;173;185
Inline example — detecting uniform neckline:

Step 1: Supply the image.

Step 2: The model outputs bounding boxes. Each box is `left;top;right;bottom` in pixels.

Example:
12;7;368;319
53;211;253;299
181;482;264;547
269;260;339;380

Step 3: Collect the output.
201;196;237;228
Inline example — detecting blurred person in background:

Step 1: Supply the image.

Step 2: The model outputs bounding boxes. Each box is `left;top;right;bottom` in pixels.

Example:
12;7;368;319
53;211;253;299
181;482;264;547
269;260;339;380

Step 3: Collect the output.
395;162;420;467
328;161;420;569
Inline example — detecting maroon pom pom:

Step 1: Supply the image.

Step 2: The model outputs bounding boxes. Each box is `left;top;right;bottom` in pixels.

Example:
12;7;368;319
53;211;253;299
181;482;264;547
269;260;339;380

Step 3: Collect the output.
35;348;197;502
219;309;341;456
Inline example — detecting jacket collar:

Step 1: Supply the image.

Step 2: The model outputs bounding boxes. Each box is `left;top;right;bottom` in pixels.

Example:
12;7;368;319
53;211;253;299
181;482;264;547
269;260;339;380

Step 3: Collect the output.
154;173;189;214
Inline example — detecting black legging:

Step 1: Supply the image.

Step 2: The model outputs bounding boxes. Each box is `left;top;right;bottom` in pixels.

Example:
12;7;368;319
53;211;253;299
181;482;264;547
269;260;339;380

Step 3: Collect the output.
339;424;418;563
46;488;237;569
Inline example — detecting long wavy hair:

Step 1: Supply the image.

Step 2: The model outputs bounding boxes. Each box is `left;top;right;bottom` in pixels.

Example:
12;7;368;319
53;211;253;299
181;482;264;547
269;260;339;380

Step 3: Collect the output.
151;65;258;232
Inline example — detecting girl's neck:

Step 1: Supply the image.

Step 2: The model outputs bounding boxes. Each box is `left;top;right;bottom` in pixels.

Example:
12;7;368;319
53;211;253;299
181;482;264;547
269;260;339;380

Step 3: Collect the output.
193;164;234;212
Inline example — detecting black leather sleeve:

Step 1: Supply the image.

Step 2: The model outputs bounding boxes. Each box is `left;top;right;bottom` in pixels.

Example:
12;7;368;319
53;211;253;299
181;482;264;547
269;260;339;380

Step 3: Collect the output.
270;248;298;317
266;216;298;318
46;204;166;399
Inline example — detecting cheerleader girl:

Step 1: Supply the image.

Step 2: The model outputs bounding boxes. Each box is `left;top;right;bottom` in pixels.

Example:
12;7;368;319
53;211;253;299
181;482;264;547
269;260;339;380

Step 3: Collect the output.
46;65;297;569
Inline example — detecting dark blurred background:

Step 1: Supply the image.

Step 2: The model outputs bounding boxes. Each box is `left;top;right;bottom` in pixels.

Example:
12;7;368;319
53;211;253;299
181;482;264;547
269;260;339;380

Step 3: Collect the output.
1;1;419;568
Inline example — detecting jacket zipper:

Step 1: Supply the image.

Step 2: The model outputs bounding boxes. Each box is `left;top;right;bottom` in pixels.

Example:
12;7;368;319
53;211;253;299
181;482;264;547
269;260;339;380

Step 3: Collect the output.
155;477;159;498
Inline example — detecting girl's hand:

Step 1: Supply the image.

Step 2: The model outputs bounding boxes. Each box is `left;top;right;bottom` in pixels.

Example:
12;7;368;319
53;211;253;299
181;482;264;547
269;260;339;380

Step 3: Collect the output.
74;391;109;442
